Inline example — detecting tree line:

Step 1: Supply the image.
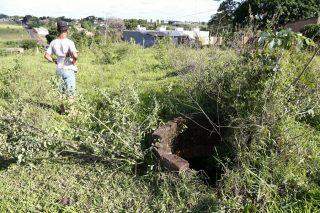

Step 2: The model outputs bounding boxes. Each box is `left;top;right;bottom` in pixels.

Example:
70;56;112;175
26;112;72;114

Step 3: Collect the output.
209;0;320;29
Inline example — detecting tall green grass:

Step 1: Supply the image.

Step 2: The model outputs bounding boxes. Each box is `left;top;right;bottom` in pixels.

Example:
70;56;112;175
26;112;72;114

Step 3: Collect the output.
0;43;218;211
0;38;320;212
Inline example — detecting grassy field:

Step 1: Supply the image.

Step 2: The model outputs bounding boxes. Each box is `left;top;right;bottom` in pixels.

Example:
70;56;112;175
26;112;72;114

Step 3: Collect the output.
0;45;219;212
0;158;214;212
0;23;30;45
1;26;320;212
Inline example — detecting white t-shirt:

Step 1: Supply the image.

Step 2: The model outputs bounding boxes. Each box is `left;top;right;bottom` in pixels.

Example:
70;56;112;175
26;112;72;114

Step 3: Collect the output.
46;38;78;70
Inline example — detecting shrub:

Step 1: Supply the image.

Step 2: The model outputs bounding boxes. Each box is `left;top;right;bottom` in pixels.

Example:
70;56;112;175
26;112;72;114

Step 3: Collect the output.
85;86;160;165
0;49;8;57
93;42;132;65
45;27;59;44
258;29;315;51
153;38;175;70
70;30;94;49
301;24;320;42
20;40;38;50
4;41;20;47
182;30;320;211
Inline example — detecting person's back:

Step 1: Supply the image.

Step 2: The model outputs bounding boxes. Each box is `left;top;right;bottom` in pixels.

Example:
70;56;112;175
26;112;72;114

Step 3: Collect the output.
44;21;78;114
47;38;78;71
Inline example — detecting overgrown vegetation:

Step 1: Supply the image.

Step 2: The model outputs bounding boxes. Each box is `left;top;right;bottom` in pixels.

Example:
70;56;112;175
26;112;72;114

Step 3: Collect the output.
185;31;320;211
0;41;219;211
302;24;320;42
209;0;320;34
1;21;320;212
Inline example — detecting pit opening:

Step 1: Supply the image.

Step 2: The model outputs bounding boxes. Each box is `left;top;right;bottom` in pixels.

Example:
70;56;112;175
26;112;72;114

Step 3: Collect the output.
151;115;232;186
172;116;228;186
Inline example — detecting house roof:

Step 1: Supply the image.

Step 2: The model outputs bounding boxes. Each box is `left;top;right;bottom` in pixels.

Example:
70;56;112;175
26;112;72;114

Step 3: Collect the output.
124;28;210;40
146;31;168;37
34;27;49;36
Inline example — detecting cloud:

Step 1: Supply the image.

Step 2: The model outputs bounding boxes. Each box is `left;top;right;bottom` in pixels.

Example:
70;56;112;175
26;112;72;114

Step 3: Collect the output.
0;0;220;21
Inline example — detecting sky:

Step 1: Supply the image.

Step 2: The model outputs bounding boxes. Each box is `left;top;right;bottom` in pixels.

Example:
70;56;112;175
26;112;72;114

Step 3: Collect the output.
0;0;221;22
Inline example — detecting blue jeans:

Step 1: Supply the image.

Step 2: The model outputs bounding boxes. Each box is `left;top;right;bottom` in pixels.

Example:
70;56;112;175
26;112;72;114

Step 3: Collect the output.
56;68;76;96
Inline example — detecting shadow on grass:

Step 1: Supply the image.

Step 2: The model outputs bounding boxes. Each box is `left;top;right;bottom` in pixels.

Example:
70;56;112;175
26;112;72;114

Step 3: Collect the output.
58;151;115;166
190;197;219;212
26;99;60;112
0;156;16;170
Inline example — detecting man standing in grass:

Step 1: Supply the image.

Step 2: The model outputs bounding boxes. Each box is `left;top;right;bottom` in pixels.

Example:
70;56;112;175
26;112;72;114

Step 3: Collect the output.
44;21;78;114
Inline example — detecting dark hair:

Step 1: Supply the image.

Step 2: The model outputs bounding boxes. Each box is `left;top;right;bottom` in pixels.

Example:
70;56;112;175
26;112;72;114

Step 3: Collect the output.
57;21;69;33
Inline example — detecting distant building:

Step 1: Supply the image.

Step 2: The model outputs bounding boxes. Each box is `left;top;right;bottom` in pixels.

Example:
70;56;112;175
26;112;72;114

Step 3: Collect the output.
169;21;185;26
0;17;14;23
123;25;212;47
123;31;156;47
33;27;49;36
32;27;49;46
285;17;320;32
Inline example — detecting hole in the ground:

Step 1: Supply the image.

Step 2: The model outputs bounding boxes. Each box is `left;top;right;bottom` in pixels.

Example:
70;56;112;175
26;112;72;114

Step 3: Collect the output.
151;114;233;186
172;116;227;186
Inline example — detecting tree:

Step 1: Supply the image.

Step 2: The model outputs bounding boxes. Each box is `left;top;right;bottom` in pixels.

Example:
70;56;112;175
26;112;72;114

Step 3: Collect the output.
0;14;8;19
23;15;42;28
209;0;239;28
81;20;94;31
233;0;320;28
23;15;32;25
57;16;73;22
80;16;97;31
106;18;125;31
46;27;59;43
124;19;148;30
84;16;96;22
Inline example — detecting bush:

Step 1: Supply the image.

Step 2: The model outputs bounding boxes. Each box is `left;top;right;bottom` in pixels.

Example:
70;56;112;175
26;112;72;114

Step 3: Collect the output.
93;42;132;65
4;41;20;47
70;30;94;49
182;31;320;211
85;86;160;165
45;27;59;44
20;40;38;50
301;24;320;42
0;49;8;57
